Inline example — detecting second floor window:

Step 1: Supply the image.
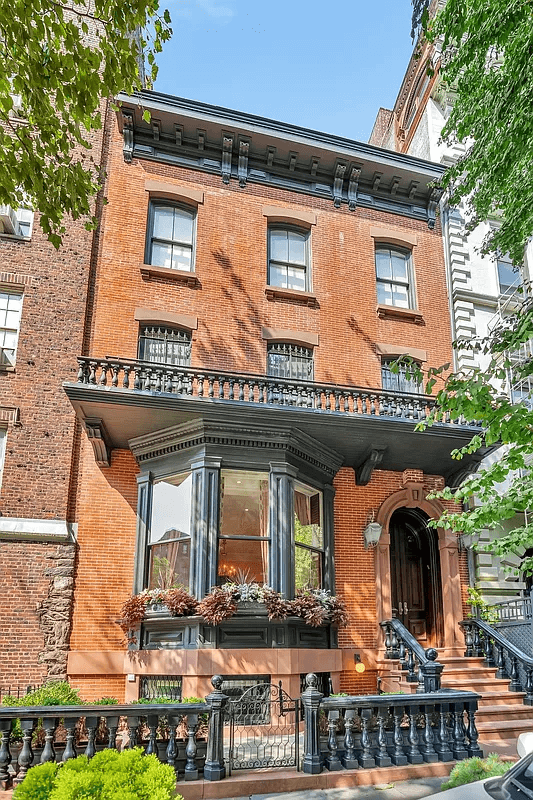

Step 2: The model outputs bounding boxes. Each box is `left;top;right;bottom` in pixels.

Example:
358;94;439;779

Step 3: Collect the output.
497;254;520;295
375;246;414;308
268;227;309;291
138;326;191;366
381;358;421;394
147;203;195;272
0;291;22;367
267;343;314;381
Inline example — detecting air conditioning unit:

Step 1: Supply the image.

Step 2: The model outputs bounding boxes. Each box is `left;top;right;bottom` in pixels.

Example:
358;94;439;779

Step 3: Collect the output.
0;205;20;235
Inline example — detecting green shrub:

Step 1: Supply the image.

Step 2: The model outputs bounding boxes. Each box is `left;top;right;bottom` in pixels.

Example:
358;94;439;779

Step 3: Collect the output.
442;753;513;789
1;682;84;741
92;697;118;705
13;748;180;800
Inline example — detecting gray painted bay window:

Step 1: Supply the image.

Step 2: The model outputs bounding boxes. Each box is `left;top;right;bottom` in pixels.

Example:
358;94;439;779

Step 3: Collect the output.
218;470;270;584
375;245;414;308
267;343;314;381
147;202;195;271
268;227;309;291
138;325;191;366
148;472;193;590
294;482;324;590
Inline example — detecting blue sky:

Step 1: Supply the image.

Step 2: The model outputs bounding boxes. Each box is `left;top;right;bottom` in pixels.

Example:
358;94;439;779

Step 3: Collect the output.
154;0;415;143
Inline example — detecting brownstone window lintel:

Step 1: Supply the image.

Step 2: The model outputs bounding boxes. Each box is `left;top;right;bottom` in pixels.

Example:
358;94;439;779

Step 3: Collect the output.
265;286;318;308
376;304;424;324
140;264;201;287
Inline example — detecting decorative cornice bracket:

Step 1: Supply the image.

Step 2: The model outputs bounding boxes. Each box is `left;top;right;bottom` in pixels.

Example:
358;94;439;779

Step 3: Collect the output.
355;446;387;486
121;110;134;163
348;166;361;212
84;418;112;468
333;163;347;208
427;187;444;230
221;136;233;184
238;140;250;187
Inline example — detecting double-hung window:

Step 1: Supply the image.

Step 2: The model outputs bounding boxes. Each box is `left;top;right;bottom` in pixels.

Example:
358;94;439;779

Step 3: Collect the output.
381;358;421;394
497;254;520;295
267;343;314;381
138;326;191;366
0;291;23;367
147;203;195;272
268;227;309;291
375;246;414;308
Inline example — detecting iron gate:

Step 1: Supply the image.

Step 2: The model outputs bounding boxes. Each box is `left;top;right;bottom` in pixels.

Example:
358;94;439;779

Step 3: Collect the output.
227;682;300;773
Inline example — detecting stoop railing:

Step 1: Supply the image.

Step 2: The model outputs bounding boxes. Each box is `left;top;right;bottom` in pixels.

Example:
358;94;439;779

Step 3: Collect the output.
0;673;482;790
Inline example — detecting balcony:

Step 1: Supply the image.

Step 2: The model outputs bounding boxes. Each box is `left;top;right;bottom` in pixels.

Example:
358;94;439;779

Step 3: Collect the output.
64;356;489;484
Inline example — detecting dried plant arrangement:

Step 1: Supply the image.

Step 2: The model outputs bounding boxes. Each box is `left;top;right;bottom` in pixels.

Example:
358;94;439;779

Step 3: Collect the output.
197;586;238;625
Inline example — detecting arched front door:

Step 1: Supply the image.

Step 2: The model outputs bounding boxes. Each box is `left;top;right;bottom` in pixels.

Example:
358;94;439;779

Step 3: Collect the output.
389;508;443;647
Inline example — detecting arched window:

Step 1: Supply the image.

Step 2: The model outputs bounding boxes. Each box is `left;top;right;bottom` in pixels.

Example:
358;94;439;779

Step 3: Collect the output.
375;245;415;309
146;202;196;272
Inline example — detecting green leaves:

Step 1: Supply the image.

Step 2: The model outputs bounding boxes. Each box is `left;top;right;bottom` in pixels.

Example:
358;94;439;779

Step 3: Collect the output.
0;0;171;246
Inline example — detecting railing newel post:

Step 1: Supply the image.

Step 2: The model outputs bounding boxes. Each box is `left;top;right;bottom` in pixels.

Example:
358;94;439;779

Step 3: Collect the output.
301;673;323;775
204;675;228;781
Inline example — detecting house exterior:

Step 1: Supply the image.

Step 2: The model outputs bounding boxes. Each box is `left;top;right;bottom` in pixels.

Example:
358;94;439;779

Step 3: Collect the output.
0;102;110;690
369;36;533;605
42;90;488;703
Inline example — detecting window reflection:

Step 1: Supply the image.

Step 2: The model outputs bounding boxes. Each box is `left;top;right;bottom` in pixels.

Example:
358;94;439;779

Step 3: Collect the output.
149;473;192;590
294;483;324;590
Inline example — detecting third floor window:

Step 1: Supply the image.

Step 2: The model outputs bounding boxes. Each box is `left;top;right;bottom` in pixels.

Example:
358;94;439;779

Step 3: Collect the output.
268;227;309;292
147;202;195;272
375;246;414;309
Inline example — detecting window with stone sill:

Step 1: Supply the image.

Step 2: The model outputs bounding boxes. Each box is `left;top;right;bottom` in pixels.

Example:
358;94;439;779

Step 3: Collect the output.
381;358;421;394
375;245;415;309
148;472;192;591
146;202;196;272
268;226;310;292
0;290;23;367
138;325;191;367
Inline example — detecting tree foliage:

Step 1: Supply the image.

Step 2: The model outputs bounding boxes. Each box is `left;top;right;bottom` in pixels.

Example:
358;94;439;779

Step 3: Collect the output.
1;0;171;247
423;0;533;265
404;0;533;572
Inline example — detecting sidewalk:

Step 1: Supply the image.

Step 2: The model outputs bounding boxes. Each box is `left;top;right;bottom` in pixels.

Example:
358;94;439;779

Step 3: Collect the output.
208;777;446;800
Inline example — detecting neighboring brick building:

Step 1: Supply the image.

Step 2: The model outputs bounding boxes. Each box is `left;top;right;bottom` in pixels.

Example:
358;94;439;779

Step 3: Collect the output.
0;103;111;688
56;92;485;700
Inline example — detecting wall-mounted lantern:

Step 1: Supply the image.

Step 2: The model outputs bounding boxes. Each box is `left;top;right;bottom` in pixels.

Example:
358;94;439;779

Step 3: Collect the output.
363;521;383;549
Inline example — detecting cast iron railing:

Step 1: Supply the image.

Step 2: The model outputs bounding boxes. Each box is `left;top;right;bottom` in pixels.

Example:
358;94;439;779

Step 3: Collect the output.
380;618;444;693
0;678;228;791
461;617;533;705
489;592;533;624
74;356;479;427
300;673;482;774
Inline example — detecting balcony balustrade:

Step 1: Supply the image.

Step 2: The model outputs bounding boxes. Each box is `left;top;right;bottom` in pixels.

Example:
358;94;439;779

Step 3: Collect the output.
75;356;475;428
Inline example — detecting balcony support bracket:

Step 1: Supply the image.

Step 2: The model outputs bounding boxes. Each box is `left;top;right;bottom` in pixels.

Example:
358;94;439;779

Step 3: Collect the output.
84;417;112;468
355;446;387;486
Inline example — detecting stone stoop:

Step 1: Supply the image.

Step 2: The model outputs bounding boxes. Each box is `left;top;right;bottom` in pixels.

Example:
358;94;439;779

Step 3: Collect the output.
378;655;533;755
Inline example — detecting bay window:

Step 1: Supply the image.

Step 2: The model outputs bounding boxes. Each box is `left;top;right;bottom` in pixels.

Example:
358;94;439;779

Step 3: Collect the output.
148;472;192;590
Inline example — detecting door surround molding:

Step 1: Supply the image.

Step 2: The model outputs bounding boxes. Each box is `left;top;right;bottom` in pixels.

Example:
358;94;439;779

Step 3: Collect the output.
374;484;463;650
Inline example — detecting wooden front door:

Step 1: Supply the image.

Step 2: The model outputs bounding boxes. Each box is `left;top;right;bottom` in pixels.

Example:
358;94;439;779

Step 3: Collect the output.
390;509;434;643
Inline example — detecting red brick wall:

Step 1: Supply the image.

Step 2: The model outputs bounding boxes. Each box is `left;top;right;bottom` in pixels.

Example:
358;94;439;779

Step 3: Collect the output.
87;118;452;388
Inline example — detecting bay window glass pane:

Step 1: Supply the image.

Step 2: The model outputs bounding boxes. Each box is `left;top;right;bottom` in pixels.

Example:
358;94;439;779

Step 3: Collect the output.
218;471;269;584
294;483;323;590
149;473;192;590
152;206;175;240
295;546;322;590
